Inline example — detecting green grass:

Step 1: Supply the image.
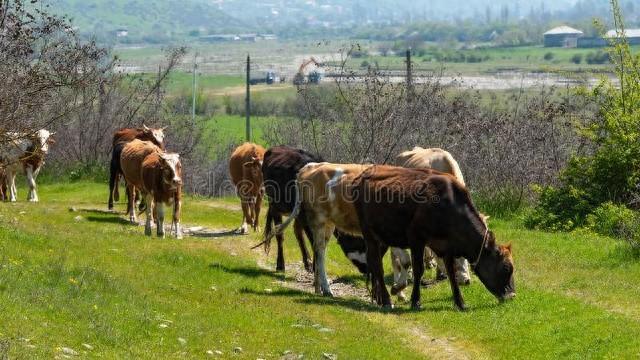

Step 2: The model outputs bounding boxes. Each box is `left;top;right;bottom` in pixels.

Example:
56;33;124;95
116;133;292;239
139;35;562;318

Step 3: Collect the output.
344;45;640;75
165;73;245;93
1;182;640;358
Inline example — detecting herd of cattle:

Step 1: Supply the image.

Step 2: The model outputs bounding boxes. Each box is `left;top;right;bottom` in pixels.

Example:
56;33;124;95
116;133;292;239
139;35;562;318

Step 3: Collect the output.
231;142;515;310
0;126;515;310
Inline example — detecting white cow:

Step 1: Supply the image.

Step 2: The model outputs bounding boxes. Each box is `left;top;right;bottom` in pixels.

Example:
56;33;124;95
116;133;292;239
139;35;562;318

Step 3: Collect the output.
0;129;54;202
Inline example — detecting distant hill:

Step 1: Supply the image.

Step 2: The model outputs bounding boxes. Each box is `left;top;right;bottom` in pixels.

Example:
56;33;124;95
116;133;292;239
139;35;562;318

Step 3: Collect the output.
54;0;250;43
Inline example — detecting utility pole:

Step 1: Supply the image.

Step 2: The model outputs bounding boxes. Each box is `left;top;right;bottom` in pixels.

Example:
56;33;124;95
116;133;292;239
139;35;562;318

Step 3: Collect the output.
406;48;413;103
245;54;251;142
191;52;198;123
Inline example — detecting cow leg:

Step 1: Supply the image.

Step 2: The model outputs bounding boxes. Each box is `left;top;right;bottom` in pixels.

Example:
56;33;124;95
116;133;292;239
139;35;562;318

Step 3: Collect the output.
293;220;312;272
239;199;250;234
390;247;410;302
272;213;286;272
7;170;17;202
108;158;118;210
365;238;391;308
435;257;448;281
144;194;153;236
127;184;137;224
25;165;38;202
311;224;333;297
444;255;466;311
410;245;425;310
156;202;165;238
253;191;263;231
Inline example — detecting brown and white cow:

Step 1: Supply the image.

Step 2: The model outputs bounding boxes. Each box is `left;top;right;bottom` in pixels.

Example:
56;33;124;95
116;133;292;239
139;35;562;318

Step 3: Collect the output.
109;125;166;210
229;143;266;234
352;165;515;310
267;162;371;296
120;139;183;239
0;129;54;202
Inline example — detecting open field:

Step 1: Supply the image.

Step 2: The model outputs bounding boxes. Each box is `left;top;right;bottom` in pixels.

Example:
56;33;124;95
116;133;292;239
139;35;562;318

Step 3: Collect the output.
1;182;640;358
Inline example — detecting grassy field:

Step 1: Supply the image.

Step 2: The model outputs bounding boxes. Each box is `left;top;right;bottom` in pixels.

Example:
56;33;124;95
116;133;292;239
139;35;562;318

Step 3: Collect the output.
1;182;640;358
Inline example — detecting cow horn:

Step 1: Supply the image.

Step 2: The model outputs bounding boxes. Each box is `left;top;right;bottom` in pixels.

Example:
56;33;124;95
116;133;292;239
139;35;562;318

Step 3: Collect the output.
49;131;56;136
161;126;168;131
143;124;150;131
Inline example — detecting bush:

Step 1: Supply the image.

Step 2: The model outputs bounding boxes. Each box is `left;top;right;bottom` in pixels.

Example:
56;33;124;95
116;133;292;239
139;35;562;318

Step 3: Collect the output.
571;54;583;64
586;202;639;238
544;52;555;61
585;50;609;64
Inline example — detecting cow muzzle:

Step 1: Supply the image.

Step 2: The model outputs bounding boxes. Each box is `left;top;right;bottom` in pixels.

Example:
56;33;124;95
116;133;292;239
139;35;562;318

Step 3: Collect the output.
499;291;516;302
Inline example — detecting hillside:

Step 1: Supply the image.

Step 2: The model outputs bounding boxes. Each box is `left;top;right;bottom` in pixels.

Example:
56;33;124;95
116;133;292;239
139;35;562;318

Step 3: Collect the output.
54;0;250;43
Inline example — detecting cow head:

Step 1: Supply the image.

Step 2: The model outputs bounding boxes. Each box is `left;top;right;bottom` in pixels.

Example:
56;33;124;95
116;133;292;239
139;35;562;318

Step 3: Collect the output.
159;153;182;190
34;129;54;154
473;231;515;302
243;156;263;183
143;124;166;147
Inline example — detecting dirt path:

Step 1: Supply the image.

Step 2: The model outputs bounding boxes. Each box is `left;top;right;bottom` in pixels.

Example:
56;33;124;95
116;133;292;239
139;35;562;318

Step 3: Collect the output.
257;259;473;360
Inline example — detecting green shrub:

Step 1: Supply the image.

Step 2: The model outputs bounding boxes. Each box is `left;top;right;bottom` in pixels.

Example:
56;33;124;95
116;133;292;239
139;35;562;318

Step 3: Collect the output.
586;202;639;238
571;53;583;64
543;52;554;61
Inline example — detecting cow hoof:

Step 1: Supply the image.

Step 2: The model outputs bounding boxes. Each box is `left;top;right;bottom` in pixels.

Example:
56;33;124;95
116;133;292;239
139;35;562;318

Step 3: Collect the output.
144;227;152;236
390;284;407;296
455;304;467;311
458;278;471;286
322;289;334;297
382;303;394;311
176;233;184;240
411;302;422;310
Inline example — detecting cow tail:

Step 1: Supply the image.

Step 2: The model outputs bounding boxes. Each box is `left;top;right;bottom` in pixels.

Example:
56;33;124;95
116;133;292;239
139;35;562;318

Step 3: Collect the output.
252;180;302;252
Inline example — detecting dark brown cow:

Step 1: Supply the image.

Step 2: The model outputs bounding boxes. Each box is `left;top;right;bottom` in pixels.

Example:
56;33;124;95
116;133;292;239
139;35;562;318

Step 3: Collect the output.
259;145;323;272
352;165;515;310
108;125;166;210
120;139;183;239
229;143;266;234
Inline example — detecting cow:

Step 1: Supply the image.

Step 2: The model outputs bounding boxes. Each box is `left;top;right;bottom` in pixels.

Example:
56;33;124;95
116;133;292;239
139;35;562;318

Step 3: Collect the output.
0;129;54;202
259;145;323;272
266;162;372;296
333;147;475;301
108;125;166;210
352;165;515;310
229;143;266;234
120;139;183;239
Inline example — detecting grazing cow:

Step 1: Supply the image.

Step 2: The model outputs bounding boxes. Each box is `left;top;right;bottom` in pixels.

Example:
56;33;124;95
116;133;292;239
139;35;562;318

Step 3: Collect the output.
260;146;323;272
229;143;266;234
0;129;54;202
352;165;515;310
268;162;372;296
334;147;474;300
108;125;166;210
120;139;183;239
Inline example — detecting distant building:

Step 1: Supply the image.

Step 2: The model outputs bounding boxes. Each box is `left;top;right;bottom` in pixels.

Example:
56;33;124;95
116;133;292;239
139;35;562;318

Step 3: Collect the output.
578;28;640;48
544;26;583;48
199;33;277;43
606;29;640;45
115;29;129;38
